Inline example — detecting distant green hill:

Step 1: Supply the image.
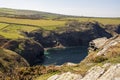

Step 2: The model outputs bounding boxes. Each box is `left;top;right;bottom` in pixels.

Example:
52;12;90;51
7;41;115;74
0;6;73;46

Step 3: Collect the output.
0;8;66;19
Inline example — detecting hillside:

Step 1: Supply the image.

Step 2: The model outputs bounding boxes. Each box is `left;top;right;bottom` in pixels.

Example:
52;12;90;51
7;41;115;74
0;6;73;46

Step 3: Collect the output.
0;8;120;80
0;8;66;19
0;48;29;73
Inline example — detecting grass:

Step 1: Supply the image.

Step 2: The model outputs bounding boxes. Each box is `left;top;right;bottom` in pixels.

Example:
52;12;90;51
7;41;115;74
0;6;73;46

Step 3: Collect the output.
0;17;66;28
63;17;120;25
0;48;28;72
0;23;40;39
35;72;59;80
0;17;65;39
0;23;9;29
0;16;120;39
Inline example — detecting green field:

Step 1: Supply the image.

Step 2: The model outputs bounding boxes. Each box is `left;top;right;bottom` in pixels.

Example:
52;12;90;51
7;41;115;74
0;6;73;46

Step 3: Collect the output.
0;22;40;39
0;16;120;39
0;17;66;39
62;17;120;25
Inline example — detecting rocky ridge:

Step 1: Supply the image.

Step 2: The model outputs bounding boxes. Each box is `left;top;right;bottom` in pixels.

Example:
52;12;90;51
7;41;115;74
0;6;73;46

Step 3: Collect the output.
47;63;120;80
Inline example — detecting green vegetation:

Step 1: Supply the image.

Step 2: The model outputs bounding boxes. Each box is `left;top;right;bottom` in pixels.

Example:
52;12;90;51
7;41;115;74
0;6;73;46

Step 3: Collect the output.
35;72;59;80
62;17;120;25
0;48;28;72
0;22;40;39
0;16;120;39
0;8;120;39
0;8;64;19
0;17;66;27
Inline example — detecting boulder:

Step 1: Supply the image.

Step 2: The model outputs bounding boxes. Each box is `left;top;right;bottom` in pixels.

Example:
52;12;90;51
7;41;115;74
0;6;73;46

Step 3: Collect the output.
2;39;44;66
89;37;108;51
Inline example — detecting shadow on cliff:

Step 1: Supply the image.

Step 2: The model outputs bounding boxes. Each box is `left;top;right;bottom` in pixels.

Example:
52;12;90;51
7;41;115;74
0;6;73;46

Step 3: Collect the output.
26;22;112;48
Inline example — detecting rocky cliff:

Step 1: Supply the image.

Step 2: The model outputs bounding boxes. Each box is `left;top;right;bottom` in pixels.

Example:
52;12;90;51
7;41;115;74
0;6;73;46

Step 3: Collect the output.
2;39;44;66
27;21;112;48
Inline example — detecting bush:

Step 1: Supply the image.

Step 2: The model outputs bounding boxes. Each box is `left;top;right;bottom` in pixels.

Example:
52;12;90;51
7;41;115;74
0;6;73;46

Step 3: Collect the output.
92;56;108;63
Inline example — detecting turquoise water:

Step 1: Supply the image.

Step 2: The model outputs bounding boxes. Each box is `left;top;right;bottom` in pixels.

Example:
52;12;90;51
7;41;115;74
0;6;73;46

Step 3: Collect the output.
43;46;88;65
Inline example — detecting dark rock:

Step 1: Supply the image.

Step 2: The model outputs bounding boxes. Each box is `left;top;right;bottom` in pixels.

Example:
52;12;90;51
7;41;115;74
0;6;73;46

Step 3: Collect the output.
104;24;120;35
2;39;44;66
27;22;112;48
27;30;57;48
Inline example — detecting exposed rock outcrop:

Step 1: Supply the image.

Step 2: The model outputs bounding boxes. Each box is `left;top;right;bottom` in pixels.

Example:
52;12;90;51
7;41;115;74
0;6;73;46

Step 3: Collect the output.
27;22;112;48
89;37;108;51
47;64;120;80
105;24;120;35
97;35;120;56
2;39;44;66
98;64;120;80
81;66;105;80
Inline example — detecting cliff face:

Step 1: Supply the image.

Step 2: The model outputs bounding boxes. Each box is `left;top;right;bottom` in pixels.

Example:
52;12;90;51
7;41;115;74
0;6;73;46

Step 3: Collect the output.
27;22;112;48
2;39;44;66
105;24;120;35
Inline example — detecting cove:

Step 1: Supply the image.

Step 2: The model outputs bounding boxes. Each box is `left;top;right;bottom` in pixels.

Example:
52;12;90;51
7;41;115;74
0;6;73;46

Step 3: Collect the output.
43;46;88;65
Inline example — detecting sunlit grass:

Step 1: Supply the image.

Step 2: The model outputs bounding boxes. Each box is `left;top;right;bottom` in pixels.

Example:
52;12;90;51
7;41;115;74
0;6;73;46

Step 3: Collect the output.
0;31;24;39
0;23;40;39
0;17;66;27
63;17;120;25
0;23;9;29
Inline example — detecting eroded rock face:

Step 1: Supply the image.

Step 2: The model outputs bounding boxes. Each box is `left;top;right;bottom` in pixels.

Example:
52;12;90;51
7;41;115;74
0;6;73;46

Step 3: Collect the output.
47;72;82;80
2;39;44;66
98;64;120;80
89;37;108;51
97;35;120;56
27;22;112;48
81;66;105;80
47;64;120;80
105;24;120;35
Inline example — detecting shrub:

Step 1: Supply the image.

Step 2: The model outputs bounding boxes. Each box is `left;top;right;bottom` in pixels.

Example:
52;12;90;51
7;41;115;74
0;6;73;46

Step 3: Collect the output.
92;56;108;63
